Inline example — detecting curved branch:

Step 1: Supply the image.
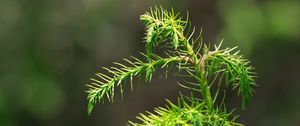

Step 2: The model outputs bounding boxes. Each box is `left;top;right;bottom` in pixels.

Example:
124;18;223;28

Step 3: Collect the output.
205;42;256;109
87;56;185;115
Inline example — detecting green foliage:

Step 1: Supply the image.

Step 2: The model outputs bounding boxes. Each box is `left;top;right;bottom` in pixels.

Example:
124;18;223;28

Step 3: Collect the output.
86;6;256;125
140;7;187;55
203;44;256;109
87;54;184;114
129;97;242;126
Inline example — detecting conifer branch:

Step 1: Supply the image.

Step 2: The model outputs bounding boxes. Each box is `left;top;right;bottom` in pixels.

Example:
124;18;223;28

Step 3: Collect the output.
87;55;186;115
129;97;243;126
85;6;257;125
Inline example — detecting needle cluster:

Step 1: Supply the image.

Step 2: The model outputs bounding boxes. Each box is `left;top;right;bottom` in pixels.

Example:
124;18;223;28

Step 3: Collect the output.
86;6;256;126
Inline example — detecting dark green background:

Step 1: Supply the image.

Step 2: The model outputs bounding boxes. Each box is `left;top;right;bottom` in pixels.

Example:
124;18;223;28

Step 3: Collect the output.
0;0;300;125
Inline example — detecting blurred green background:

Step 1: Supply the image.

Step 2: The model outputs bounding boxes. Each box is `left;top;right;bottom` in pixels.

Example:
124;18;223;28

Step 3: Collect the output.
0;0;300;125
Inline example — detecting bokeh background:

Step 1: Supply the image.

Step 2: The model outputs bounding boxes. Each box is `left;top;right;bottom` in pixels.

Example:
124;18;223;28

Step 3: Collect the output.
1;0;300;126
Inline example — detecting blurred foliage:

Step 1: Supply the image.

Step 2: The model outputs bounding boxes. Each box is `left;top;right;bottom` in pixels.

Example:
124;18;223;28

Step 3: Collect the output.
0;0;299;126
218;0;300;55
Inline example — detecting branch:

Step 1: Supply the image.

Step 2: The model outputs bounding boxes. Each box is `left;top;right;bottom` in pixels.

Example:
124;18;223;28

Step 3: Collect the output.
205;42;257;109
86;55;184;115
129;97;243;126
140;6;187;58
